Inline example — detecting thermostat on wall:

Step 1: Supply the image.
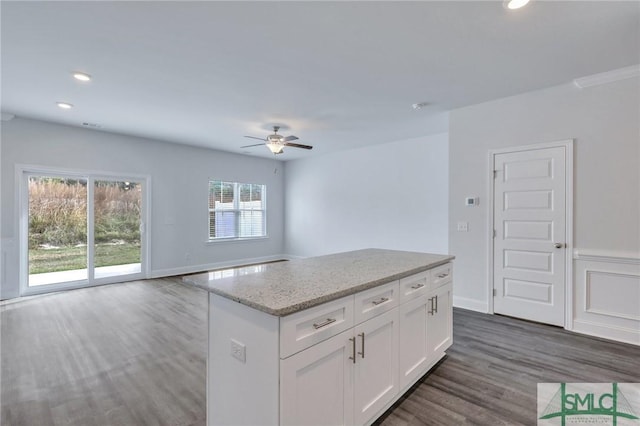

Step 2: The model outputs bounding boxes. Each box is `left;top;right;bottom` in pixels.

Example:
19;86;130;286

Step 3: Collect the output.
465;197;479;206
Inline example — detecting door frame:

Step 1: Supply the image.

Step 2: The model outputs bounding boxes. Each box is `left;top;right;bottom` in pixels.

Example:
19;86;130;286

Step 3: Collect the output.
486;140;574;329
16;164;152;296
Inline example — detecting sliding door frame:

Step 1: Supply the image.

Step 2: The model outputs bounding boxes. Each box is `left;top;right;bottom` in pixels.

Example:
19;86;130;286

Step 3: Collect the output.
17;164;151;297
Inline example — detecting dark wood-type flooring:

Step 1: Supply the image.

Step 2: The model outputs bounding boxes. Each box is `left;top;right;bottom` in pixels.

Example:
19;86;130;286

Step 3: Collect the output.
2;278;639;425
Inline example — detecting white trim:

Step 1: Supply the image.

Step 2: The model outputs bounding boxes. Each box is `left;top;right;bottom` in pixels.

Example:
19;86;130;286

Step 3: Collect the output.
486;140;574;330
19;273;147;297
574;249;640;265
486;151;496;314
573;65;640;89
281;253;305;260
151;254;288;278
572;320;640;346
453;296;489;313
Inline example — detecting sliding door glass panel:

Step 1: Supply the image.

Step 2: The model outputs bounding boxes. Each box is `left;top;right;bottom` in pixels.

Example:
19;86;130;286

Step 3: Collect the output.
28;176;88;286
94;180;142;279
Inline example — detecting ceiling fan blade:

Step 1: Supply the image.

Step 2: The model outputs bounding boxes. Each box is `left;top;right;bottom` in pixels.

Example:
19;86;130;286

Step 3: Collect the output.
240;143;266;148
244;135;266;141
283;135;299;142
284;142;313;150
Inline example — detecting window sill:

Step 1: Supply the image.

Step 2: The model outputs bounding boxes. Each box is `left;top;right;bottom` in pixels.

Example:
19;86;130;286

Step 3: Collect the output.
206;236;269;244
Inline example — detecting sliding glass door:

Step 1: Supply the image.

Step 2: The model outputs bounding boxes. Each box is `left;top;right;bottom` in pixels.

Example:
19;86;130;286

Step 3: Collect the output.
93;179;142;279
27;175;89;286
23;170;147;294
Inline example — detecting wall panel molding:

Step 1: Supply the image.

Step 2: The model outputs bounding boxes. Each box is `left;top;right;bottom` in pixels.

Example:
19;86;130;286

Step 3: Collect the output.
574;249;640;265
573;253;640;346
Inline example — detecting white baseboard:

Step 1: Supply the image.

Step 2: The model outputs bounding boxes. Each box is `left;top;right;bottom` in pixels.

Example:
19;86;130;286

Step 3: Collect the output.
281;253;305;260
572;320;640;346
151;254;289;278
453;296;488;313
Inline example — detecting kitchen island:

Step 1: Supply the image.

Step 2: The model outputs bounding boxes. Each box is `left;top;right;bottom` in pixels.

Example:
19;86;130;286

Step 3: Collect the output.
184;248;454;426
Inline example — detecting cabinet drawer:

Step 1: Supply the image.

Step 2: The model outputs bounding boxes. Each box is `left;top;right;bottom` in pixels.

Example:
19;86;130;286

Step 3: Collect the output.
431;263;453;290
280;295;354;359
354;281;399;325
399;271;430;304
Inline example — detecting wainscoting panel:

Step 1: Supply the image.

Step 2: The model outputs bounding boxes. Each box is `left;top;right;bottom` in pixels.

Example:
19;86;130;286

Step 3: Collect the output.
573;250;640;346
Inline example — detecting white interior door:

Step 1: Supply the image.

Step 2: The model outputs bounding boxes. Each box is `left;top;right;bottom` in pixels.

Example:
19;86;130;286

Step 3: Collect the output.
493;146;567;326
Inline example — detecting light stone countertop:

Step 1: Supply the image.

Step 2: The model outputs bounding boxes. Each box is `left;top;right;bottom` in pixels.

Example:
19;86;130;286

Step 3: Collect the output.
182;248;454;316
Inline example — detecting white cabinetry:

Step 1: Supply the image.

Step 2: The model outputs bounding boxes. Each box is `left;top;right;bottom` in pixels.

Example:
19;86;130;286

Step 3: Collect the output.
426;281;453;359
353;308;399;425
207;261;453;426
280;284;400;426
427;262;453;358
398;264;453;390
398;293;430;388
280;329;355;426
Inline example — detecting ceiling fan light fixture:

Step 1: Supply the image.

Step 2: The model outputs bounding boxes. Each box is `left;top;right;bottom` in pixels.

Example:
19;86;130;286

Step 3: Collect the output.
504;0;530;10
72;71;92;82
266;142;284;154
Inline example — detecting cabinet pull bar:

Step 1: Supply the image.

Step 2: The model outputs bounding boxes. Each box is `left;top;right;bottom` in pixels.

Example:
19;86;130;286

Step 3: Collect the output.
437;273;449;279
349;337;356;363
434;295;438;314
410;283;425;290
428;297;434;315
312;318;337;329
358;332;365;358
371;297;389;306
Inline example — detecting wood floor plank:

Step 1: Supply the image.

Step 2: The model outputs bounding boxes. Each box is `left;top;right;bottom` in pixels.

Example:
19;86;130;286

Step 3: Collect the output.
2;279;639;425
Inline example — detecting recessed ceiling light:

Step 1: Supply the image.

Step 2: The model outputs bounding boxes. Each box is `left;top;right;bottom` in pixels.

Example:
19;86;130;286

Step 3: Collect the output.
412;102;429;110
504;0;530;10
56;102;73;109
72;72;91;82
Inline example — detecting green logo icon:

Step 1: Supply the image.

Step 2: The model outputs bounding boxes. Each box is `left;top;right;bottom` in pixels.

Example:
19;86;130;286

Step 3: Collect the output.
539;383;639;426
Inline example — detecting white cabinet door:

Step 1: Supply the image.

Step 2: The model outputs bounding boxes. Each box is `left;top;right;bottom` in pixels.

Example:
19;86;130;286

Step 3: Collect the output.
398;294;430;389
353;308;399;426
280;329;355;426
426;282;453;360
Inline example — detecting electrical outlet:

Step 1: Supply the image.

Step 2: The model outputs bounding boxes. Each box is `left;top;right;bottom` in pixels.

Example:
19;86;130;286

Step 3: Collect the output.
457;222;469;232
230;339;246;363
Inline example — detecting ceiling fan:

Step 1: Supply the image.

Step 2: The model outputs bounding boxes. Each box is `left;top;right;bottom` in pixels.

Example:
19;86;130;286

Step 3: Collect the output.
242;126;313;154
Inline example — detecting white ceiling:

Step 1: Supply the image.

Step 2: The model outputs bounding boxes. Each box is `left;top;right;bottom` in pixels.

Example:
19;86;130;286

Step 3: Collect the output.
2;1;639;160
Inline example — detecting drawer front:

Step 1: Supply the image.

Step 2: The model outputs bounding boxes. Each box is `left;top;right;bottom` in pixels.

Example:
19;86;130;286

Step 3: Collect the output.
431;262;453;290
354;280;399;325
280;295;354;359
399;271;430;304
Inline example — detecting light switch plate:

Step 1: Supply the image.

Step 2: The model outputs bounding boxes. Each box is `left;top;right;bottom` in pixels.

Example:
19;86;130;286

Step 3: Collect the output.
457;222;469;232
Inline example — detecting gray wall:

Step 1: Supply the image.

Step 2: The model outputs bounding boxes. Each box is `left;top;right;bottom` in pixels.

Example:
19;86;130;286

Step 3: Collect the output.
284;133;449;258
1;118;285;299
449;77;640;310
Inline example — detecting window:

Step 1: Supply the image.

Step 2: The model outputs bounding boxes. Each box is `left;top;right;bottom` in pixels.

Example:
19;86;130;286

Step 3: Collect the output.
208;180;266;240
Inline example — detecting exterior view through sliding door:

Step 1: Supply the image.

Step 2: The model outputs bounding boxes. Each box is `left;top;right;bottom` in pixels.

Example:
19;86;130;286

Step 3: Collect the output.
22;170;147;295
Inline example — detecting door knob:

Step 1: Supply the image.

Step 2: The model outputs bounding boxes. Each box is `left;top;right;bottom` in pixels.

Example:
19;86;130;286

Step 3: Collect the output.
554;243;564;249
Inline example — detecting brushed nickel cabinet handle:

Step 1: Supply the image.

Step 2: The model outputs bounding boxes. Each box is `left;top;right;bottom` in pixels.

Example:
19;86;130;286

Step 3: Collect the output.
349;337;356;364
437;273;449;279
428;297;434;315
313;318;336;329
371;297;389;306
358;332;365;359
410;283;425;290
434;295;438;314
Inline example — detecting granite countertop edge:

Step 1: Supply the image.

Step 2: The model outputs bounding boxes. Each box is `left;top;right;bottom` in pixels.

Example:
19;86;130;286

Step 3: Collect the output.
185;255;454;316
